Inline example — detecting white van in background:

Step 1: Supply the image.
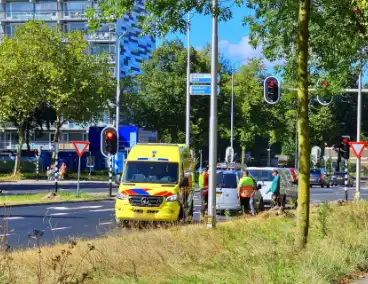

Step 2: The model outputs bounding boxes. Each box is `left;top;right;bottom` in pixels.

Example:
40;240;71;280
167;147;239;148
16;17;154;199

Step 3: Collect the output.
247;167;298;207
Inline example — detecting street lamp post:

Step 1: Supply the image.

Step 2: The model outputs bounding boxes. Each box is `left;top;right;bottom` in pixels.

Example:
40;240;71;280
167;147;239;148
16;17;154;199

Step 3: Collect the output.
185;12;191;147
116;32;127;129
231;65;234;149
207;0;218;229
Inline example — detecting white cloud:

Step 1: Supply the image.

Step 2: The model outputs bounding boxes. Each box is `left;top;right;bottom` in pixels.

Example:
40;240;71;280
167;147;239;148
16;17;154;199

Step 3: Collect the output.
219;36;284;67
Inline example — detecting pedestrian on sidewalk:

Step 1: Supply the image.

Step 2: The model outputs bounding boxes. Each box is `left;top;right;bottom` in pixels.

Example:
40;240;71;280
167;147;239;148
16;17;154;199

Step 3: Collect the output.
60;162;67;180
237;170;256;216
267;170;281;209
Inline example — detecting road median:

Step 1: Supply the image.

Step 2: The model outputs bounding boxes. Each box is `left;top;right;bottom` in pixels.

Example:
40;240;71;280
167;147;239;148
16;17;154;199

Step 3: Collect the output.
0;192;114;207
1;201;368;283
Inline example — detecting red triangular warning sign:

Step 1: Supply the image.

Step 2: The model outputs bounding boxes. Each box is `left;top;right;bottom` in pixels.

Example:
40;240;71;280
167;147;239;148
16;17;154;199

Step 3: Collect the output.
72;141;90;157
349;142;367;159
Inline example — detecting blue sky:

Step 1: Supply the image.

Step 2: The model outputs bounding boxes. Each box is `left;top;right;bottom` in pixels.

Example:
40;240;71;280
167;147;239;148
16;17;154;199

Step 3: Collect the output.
157;6;263;69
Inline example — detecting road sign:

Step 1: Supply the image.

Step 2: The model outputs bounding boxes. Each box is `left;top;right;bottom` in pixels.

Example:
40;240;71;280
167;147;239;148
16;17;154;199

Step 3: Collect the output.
225;147;234;163
190;73;220;84
349;141;367;159
72;141;90;157
311;146;322;157
190;85;220;96
72;141;90;197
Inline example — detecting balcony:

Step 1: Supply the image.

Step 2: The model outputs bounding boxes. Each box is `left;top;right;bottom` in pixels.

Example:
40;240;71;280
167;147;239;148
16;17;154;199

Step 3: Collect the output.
4;10;59;22
85;32;116;42
63;10;87;20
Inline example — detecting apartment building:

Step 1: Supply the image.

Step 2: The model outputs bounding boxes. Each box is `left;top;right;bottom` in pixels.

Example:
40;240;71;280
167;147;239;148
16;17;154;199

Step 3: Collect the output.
0;0;156;151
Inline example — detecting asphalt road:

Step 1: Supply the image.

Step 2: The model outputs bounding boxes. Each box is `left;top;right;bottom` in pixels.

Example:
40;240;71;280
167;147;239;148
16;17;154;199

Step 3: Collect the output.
0;185;367;249
1;200;116;249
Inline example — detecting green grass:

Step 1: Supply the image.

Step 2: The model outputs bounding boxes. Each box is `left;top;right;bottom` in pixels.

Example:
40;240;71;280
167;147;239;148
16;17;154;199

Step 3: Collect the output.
0;170;112;181
0;192;109;205
4;202;368;283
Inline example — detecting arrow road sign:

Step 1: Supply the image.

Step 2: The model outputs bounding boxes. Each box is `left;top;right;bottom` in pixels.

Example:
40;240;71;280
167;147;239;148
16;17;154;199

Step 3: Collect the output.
72;141;90;157
349;141;367;159
190;85;220;96
190;73;220;84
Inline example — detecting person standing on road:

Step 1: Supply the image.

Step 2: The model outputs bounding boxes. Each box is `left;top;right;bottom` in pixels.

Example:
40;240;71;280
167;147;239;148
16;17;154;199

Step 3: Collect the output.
267;170;281;209
237;170;256;216
199;167;209;214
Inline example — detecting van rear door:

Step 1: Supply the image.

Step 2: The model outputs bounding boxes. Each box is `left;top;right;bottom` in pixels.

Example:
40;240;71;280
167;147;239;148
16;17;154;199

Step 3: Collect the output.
221;173;239;208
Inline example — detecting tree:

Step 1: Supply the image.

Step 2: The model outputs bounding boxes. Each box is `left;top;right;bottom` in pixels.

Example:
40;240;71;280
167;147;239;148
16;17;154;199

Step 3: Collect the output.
0;23;51;174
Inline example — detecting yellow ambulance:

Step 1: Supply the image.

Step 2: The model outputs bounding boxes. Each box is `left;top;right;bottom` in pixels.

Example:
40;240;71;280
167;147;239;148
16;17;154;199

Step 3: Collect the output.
115;143;195;224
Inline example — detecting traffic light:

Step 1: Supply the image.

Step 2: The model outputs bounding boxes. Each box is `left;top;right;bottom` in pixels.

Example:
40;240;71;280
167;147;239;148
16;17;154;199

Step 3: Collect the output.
339;136;350;160
101;127;118;156
264;76;280;104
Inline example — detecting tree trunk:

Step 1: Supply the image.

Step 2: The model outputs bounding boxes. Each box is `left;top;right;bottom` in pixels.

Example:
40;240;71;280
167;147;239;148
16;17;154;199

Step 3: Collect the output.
295;0;311;250
52;114;61;161
241;146;245;165
13;126;24;175
25;124;31;151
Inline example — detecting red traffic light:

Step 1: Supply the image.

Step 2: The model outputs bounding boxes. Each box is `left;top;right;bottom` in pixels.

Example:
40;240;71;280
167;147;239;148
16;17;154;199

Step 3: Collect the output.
342;138;349;144
268;81;276;87
322;81;328;87
106;131;114;139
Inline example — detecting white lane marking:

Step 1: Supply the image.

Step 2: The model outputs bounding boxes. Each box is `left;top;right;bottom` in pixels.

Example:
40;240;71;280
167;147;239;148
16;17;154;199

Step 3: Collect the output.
47;206;103;211
51;227;72;231
89;209;114;212
99;222;112;226
49;213;70;216
3;217;24;220
0;233;12;237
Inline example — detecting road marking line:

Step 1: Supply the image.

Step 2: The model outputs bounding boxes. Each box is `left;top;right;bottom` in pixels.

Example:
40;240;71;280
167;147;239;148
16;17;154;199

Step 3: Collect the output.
49;213;70;216
47;206;103;211
3;217;24;220
99;222;112;225
89;209;114;212
0;234;12;237
51;227;72;231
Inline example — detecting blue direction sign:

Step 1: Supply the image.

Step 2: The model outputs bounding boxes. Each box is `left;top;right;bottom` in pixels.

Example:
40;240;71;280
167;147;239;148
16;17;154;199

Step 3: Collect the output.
190;85;220;96
190;73;220;84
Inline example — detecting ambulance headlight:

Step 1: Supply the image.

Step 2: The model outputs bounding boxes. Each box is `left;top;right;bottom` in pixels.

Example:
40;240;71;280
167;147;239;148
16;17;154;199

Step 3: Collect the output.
116;193;127;200
166;194;178;202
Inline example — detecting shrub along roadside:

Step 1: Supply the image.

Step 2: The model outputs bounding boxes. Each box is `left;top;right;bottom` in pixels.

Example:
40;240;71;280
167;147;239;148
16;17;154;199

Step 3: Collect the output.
3;202;368;283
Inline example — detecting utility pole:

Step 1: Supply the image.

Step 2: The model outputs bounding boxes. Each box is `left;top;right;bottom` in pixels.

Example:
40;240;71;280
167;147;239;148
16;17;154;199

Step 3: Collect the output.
185;12;191;147
207;0;218;229
355;71;363;200
115;33;125;129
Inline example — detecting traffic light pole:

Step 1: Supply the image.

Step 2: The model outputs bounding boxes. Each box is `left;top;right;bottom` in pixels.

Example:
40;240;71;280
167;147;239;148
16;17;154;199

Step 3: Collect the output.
108;154;113;197
344;159;348;201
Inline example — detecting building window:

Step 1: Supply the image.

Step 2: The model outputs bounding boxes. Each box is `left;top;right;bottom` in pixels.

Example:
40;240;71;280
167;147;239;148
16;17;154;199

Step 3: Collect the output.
63;2;88;19
35;2;57;21
6;2;33;20
64;22;86;32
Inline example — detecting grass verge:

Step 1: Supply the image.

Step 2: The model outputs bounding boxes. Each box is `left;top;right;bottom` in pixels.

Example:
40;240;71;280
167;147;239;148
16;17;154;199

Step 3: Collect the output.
0;192;110;206
2;202;368;283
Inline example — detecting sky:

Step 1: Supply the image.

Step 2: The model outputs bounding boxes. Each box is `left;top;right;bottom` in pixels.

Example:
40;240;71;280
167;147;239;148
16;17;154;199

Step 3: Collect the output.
156;6;266;70
156;5;368;85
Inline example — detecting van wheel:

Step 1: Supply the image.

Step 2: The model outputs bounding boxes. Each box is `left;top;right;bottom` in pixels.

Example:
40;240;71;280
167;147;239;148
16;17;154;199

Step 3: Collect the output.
258;198;265;212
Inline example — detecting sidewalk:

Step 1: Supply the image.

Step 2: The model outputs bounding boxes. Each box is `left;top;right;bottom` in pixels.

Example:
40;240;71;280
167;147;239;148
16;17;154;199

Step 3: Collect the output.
351;278;368;284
